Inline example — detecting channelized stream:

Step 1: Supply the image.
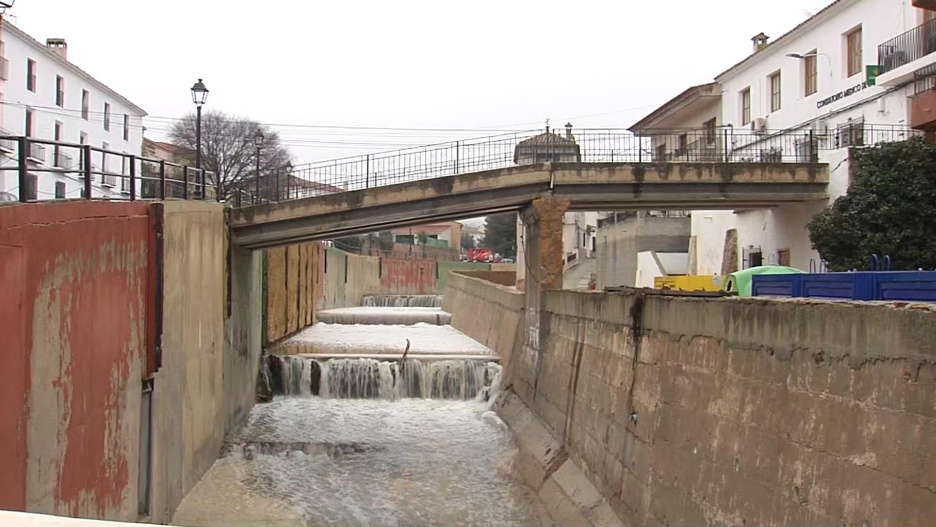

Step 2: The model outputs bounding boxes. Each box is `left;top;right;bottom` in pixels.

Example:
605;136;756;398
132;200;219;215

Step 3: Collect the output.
173;295;543;527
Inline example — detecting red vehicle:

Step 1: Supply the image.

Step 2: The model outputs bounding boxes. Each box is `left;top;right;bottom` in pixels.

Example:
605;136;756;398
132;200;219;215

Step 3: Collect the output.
468;247;496;263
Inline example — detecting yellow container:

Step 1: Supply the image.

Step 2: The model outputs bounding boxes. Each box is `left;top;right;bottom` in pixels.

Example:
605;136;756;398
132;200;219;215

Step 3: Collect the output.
655;275;724;292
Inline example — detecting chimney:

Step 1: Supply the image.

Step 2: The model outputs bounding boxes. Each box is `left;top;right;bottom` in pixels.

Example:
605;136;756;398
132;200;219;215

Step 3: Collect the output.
46;38;67;60
565;123;573;139
752;33;769;53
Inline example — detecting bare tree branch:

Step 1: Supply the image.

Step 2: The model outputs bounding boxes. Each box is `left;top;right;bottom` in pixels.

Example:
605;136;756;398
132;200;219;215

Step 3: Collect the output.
170;110;292;200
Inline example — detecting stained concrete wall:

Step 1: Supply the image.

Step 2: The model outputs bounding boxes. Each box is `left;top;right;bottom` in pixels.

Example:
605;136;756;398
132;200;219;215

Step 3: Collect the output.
0;201;150;521
224;246;263;436
443;272;524;368
265;243;320;343
445;267;936;526
513;291;936;527
150;201;227;524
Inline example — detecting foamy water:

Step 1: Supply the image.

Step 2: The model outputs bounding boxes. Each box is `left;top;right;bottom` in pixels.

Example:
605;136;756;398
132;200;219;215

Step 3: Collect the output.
173;398;538;527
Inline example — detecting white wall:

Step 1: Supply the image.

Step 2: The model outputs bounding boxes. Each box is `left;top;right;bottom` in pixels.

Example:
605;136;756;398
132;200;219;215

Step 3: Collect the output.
689;0;922;274
0;23;145;201
635;251;663;289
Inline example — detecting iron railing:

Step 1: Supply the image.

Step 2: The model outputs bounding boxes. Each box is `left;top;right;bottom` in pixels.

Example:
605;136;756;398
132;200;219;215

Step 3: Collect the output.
0;135;219;203
231;125;920;208
879;17;936;74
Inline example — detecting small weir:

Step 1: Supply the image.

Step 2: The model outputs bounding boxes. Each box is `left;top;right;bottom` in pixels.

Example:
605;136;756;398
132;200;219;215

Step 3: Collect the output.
361;294;443;307
267;355;502;401
173;293;540;527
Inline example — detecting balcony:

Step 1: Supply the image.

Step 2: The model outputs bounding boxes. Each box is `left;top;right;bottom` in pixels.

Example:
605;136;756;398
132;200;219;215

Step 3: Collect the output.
877;18;936;86
27;142;45;163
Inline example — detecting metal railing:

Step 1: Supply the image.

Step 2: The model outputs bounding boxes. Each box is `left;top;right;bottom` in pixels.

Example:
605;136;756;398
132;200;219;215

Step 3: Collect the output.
879;17;936;74
231;125;920;208
0;135;220;203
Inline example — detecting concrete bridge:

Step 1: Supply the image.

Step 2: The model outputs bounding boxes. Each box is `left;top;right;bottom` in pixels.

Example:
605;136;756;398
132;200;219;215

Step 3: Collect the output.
230;161;828;249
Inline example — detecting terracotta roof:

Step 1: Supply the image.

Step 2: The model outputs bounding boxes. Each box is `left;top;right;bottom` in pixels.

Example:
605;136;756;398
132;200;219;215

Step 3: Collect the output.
516;132;578;148
714;0;850;81
3;22;147;116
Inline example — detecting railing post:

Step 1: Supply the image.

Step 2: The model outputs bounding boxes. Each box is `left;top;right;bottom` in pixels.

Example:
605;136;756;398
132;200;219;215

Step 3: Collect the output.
723;128;730;163
129;155;137;201
82;144;93;199
17;137;28;202
637;131;642;163
217;175;222;203
183;166;190;200
454;141;459;174
159;160;166;200
808;130;816;163
200;168;207;201
365;155;370;189
275;168;280;201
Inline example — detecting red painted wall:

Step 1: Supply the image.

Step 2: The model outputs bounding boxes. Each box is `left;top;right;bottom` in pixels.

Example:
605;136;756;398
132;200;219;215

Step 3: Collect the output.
379;258;437;295
0;201;151;519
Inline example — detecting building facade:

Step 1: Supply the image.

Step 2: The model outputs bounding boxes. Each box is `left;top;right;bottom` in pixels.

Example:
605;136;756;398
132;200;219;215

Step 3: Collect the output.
0;22;146;202
633;0;929;274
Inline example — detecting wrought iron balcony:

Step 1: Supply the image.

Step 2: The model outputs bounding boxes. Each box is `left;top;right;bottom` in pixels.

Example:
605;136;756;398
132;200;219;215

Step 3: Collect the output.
879;17;936;74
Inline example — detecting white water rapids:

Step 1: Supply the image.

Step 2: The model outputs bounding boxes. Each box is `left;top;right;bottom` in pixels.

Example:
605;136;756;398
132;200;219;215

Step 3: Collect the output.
172;296;545;527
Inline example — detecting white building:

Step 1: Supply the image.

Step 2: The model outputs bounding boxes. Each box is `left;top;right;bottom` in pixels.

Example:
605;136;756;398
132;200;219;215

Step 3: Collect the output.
0;21;146;202
632;0;929;274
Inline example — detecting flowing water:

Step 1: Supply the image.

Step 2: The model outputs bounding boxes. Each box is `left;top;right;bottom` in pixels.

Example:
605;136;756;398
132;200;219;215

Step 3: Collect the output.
361;294;443;308
172;297;543;527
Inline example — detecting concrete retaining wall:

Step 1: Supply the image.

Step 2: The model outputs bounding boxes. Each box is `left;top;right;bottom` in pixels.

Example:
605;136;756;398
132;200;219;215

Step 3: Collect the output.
0;201;150;521
150;201;227;523
264;243;320;343
516;290;936;527
443;272;523;369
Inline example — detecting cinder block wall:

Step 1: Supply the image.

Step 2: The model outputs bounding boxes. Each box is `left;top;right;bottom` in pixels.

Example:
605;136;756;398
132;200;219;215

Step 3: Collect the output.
519;291;936;527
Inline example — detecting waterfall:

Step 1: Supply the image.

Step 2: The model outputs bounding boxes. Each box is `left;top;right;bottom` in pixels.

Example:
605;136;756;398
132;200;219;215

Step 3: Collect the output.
361;295;443;308
269;355;501;401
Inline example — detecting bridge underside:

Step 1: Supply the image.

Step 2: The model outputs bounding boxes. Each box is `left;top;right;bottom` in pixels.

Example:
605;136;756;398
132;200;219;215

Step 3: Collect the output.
230;162;828;249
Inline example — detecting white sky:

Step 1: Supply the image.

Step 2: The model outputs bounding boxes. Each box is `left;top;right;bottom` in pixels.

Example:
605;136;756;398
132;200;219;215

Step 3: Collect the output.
10;0;832;165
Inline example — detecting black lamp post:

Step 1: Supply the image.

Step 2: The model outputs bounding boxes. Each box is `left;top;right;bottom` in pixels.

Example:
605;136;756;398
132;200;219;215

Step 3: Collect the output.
253;129;264;204
191;79;208;197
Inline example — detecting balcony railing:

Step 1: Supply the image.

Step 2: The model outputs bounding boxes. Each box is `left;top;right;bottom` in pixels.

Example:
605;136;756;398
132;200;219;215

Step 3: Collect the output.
879;17;936;75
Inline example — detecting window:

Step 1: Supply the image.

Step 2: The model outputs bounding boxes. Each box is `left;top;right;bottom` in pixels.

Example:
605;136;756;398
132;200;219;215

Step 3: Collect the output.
677;133;688;153
847;27;863;78
55;181;65;199
81;90;89;120
26;59;35;92
703;118;717;145
741;88;752;125
655;144;666;161
103;102;111;131
102;141;112;185
25;108;33;137
769;71;782;112
54;121;62;167
123;114;129;141
55;76;64;107
805;52;818;96
121;154;130;192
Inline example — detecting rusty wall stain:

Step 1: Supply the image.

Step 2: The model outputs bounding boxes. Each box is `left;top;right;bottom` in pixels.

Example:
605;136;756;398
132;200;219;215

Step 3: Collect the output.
0;201;149;521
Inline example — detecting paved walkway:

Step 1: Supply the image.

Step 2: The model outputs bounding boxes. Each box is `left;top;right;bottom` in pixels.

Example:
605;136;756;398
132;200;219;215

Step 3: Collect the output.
563;258;596;290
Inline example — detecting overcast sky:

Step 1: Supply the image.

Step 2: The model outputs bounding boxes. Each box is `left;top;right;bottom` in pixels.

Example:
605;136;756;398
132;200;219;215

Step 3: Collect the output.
10;0;832;165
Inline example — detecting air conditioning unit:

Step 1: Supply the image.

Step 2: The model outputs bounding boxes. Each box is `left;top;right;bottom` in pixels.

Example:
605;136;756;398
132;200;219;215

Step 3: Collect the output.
751;117;768;133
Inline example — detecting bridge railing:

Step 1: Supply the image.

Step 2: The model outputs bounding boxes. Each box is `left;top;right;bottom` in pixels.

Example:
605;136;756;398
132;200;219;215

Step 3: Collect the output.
0;135;220;204
234;124;921;207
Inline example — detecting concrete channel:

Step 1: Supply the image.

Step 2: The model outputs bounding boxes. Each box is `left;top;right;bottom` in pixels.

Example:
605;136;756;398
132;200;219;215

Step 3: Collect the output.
170;295;552;527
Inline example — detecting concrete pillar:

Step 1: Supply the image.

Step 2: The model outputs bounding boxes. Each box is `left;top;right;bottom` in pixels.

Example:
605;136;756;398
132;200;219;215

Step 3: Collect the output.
519;198;570;396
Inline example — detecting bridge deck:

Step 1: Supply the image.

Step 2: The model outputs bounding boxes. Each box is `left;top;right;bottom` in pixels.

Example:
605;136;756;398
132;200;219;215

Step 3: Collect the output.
231;161;828;249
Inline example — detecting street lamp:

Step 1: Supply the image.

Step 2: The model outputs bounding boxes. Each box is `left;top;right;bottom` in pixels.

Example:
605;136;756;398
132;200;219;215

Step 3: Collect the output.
190;79;208;197
253;129;264;204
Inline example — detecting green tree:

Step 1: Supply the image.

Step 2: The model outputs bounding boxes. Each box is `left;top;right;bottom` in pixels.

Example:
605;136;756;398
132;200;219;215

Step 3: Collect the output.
460;231;475;250
482;213;517;258
808;136;936;271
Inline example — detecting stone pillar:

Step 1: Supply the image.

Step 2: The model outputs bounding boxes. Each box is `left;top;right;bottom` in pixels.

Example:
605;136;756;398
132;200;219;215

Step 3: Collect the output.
518;198;570;399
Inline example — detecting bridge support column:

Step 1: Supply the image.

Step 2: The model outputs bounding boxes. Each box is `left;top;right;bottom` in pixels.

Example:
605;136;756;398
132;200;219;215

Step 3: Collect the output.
518;198;569;398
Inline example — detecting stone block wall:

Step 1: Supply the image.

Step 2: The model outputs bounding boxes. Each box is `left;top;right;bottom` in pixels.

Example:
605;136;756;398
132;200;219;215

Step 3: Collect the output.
514;291;936;527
